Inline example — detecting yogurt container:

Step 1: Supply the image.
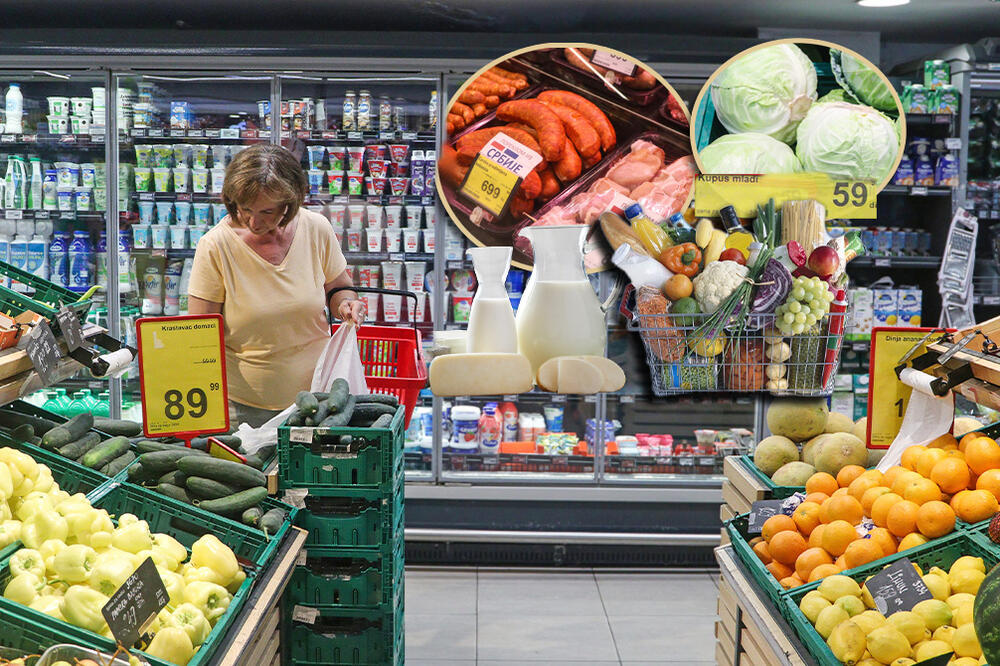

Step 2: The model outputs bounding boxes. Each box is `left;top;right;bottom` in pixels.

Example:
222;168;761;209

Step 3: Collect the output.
212;203;227;223
404;205;422;228
365;177;387;196
70;115;90;135
155;201;174;224
134;167;152;192
71;96;92;117
423;205;436;229
384;228;401;252
360;293;380;320
152;168;172;193
423;230;435;253
173;167;190;193
47;96;70;116
209;168;226;193
366;228;383;252
367;159;388;178
347;147;365;172
175;201;192;225
75;187;92;211
346;227;362;252
405;261;427;293
134;145;153;168
384;205;402;228
388;144;409;163
172;144;192;167
191;145;209;169
327;172;343;195
189;225;209;248
328;146;346;171
307;146;326;170
382;294;402;322
192;203;212;225
307;169;324;195
452;292;473;323
56;186;75;211
380;261;403;290
346;172;364;196
389;177;408;197
152;145;174;168
410;175;424;196
56;162;80;187
409;291;426;322
132;224;151;249
48;115;69;134
138;200;155;225
402;228;420;253
364;144;386;162
151;224;169;249
191;168;209;193
328;204;346;229
366;204;383;228
347;204;366;228
80;163;97;188
170;225;188;250
211;145;228;168
358;265;380;288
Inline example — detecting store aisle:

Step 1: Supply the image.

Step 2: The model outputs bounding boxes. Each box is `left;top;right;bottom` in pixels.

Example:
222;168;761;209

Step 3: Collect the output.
405;567;719;665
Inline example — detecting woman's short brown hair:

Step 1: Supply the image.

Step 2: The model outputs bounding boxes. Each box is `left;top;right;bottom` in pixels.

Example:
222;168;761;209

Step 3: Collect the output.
222;144;307;228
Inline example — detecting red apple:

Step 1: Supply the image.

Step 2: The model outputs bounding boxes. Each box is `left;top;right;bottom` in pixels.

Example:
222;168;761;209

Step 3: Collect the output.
807;245;840;278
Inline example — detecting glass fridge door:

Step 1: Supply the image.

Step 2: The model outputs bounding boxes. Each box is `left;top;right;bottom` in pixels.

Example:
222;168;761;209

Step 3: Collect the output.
0;69;112;416
112;71;273;422
278;73;440;480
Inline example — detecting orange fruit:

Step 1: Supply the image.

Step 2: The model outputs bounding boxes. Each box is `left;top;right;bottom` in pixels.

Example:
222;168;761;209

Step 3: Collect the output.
871;492;903;527
779;575;802;590
916;500;956;538
766;560;794;580
891;470;923;496
951;489;971;512
844;538;885;569
959;432;980;452
826;494;865;525
794;547;834;581
806;472;839;497
808;524;826;549
769;530;808;565
927;433;959;449
953;488;1000;523
975;468;1000;501
792;502;822;536
917;448;949;478
898;532;929;551
822;519;859;557
805;492;830;505
837;465;866;488
902;477;943;505
808;563;842;582
883;465;907;489
901;445;928;471
835;554;848;570
886;499;920;538
861;486;893;515
930;457;972;494
761;514;796;542
831;488;850;498
848;475;882;502
752;540;772;564
868;527;898;557
965;437;1000;475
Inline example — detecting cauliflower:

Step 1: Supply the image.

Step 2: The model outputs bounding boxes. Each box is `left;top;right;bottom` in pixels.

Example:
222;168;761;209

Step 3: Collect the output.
692;260;748;313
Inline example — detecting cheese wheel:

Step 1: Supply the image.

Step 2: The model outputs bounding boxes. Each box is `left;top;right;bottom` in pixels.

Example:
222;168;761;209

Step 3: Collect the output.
536;355;626;394
429;353;534;396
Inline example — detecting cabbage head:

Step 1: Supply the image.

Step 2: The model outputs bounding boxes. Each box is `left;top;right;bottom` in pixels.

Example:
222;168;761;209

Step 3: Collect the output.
699;133;802;174
835;50;897;113
795;101;900;182
710;43;817;144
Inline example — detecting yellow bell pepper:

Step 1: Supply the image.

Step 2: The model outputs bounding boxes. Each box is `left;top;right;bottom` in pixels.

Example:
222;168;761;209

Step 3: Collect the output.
0;520;22;548
39;538;67;571
144;627;194;666
22;510;68;549
52;544;98;584
171;603;212;646
157;567;185;607
0;448;38;483
55;493;93;516
190;534;239;588
10;548;45;579
183;565;224;586
0;460;12;498
4;572;45;605
32;467;53;493
112;520;152;554
29;593;65;620
14;491;52;521
88;550;135;596
60;585;109;633
153;534;187;570
119;513;139;526
226;570;247;595
0;503;11;522
183;581;232;622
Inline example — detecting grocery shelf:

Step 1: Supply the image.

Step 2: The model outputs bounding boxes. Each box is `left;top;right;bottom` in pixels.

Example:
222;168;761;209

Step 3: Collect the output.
344;251;434;263
280;129;436;143
306;193;434;206
0;131;107;147
880;185;955;196
128;127;269;141
848;255;942;268
902;113;957;126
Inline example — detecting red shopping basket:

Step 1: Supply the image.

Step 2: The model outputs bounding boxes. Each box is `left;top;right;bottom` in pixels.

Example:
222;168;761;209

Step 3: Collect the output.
329;287;428;427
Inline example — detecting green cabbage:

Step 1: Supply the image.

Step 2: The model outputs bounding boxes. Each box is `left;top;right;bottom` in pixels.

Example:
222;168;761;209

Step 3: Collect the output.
699;133;802;174
835;50;897;113
795;101;900;183
710;44;817;144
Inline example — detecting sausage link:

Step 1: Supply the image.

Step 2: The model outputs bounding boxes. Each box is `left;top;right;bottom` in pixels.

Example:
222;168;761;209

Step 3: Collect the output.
551;137;582;183
538;167;561;200
477;71;518;96
451;101;476;124
519;169;542;200
457;89;486;105
447;113;466;132
490;66;529;83
455;126;543;165
472;103;487;117
536;90;616;151
438;146;470;188
537;100;601;158
484;95;500;108
467;78;508;98
495;100;566;162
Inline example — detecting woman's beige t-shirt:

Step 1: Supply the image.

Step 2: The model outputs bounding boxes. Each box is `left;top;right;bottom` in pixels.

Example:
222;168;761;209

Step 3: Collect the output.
187;209;347;409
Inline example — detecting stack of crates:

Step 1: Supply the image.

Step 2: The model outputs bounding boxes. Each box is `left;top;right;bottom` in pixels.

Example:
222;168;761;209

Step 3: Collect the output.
279;404;406;666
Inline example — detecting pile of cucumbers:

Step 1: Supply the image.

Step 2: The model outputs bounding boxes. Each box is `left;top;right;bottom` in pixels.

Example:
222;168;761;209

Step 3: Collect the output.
286;378;399;429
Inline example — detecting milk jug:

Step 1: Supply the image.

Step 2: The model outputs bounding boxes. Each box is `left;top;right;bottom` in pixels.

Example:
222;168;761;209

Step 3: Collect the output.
466;246;517;353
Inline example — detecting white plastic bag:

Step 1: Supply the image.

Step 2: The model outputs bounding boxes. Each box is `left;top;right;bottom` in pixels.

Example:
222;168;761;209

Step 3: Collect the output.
236;323;368;453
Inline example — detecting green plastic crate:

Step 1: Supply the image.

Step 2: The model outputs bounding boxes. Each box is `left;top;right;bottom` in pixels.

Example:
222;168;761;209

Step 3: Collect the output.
781;531;1000;666
277;406;405;493
739;454;804;499
284;595;404;666
0;597;103;663
287;537;404;610
296;492;404;550
725;512;790;606
0;258;91;326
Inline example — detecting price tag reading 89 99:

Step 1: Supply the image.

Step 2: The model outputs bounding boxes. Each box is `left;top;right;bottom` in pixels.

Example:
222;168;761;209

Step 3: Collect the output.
137;314;229;440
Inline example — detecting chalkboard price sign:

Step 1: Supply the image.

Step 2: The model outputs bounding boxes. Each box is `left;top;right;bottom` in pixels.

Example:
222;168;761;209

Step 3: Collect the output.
865;557;933;615
25;320;62;386
747;500;785;535
102;557;170;648
57;305;85;352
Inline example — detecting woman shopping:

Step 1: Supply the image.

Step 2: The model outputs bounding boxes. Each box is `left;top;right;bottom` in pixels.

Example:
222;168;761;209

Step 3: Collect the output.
187;144;365;428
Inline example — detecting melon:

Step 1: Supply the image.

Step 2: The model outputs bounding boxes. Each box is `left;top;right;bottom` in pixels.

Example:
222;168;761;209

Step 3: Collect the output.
753;435;799;476
813;432;868;476
989;513;1000;545
771;461;815;487
851;417;867;444
766;398;829;442
802;434;828;466
825;412;854;434
973;562;1000;666
954;416;984;438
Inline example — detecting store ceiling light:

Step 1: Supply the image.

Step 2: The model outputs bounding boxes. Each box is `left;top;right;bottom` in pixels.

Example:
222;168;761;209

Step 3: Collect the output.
856;0;910;6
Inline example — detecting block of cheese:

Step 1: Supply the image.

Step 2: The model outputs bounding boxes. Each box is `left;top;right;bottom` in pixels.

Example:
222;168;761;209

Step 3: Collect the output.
537;355;627;393
429;353;534;396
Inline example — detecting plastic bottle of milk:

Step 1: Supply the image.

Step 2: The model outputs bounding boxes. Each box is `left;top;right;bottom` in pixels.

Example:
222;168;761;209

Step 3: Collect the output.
27;234;48;280
479;405;502;454
67;230;91;293
9;234;28;291
48;231;68;287
5;84;23;134
28;156;42;210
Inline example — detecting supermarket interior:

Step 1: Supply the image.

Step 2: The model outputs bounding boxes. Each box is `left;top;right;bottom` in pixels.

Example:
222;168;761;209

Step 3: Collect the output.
0;1;1000;665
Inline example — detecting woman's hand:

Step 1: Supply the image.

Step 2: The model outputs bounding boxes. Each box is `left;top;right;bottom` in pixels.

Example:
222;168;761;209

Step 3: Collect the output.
338;298;367;325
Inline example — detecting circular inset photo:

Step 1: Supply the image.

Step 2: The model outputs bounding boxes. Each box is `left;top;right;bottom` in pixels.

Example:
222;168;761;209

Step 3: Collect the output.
436;43;695;271
691;39;905;191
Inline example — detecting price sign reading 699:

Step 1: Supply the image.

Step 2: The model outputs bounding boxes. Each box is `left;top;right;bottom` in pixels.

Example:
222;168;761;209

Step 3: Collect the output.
136;315;229;440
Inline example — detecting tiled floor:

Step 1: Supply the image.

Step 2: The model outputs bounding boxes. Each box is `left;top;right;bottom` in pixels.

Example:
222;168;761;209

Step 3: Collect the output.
404;567;720;665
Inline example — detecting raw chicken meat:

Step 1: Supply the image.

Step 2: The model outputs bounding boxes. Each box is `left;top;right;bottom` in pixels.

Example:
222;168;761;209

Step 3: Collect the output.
605;142;663;190
591;177;631;196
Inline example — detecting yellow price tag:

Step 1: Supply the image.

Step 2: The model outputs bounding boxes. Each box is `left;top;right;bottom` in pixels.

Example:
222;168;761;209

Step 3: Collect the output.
694;173;877;219
137;314;229;439
459;154;522;217
867;327;936;449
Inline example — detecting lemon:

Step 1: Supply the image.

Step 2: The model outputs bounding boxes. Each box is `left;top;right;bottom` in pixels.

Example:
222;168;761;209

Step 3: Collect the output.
816;604;851;639
930;624;955;644
866;625;912;664
819;574;862;602
947;593;977;610
857;659;881;666
861;582;877;610
928;566;949;578
952;658;980;666
828;620;866;665
949;568;986;595
914;639;952;662
911;599;953;631
800;591;832;624
836;595;866;618
887;611;927;646
852;610;887;635
888;659;916;666
921;573;950;601
952;623;981;659
949;556;986;574
952;602;975;627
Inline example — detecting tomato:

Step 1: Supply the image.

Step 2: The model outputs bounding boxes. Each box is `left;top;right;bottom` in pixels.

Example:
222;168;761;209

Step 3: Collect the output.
719;248;747;265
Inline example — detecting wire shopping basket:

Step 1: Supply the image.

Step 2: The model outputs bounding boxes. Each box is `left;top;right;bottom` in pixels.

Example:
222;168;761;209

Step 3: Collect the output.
620;285;847;396
328;286;428;426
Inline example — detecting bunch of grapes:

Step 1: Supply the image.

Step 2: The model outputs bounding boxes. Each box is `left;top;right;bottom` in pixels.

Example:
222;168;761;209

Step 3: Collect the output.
774;276;835;335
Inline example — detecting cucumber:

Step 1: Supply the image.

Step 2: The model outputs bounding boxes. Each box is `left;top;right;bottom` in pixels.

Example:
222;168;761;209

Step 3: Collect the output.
287;410;306;427
327;378;351;413
81;436;131;470
158;470;188;487
313;399;330;425
177;457;267;488
0;410;58;434
295;391;320;415
312;392;329;402
10;423;34;443
244;444;277;471
185;476;241;500
349;402;396;426
93;418;142;437
157;482;193;503
195;486;268;514
57;432;102;460
371;413;393;429
319;395;355;427
40;412;94;450
190;435;241;449
100;451;136;476
355;393;399;407
140;448;209;474
242;507;263;526
127;462;157;483
304;416;316;427
136;440;187;454
259;508;287;536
